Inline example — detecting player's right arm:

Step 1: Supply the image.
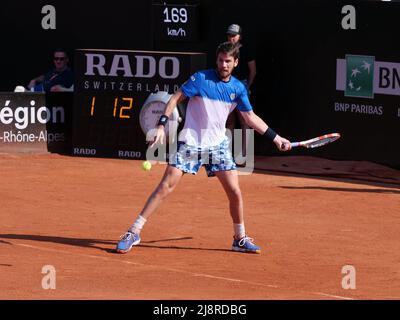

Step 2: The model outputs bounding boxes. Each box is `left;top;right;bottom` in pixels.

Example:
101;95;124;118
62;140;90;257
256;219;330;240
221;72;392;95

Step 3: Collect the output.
149;72;201;147
162;89;186;119
149;89;186;147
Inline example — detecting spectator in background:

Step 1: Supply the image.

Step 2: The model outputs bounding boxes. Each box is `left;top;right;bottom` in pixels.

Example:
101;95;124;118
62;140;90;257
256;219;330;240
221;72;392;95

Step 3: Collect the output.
27;49;74;92
225;24;257;162
226;24;256;93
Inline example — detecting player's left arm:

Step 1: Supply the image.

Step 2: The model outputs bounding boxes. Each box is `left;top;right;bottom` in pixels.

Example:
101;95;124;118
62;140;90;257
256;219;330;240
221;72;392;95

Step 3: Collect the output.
240;110;291;151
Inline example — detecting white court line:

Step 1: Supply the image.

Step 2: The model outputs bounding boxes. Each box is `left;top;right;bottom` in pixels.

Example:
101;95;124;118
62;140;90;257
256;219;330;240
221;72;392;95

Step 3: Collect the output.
16;242;353;300
193;273;279;288
310;292;354;300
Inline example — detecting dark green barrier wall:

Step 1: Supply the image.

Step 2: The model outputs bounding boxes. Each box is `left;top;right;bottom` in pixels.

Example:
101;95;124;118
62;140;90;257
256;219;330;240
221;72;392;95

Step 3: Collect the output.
1;1;399;168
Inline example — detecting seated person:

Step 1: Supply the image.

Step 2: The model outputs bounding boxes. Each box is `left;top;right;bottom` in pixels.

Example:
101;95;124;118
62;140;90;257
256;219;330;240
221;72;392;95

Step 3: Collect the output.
27;49;74;92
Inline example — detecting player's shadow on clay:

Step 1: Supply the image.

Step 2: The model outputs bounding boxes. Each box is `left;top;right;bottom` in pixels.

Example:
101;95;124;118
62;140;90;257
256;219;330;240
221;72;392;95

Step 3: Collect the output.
280;186;400;194
114;237;232;253
136;242;232;253
0;233;115;252
0;234;231;253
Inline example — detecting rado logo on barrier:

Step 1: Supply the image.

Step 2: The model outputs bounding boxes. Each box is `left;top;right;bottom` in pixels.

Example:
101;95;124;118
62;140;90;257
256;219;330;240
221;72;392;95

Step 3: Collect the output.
118;150;142;158
73;49;206;158
84;54;180;79
73;148;96;155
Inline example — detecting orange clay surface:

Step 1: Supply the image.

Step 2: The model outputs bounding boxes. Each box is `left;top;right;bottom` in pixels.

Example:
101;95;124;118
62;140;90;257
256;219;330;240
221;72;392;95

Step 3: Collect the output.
0;153;399;300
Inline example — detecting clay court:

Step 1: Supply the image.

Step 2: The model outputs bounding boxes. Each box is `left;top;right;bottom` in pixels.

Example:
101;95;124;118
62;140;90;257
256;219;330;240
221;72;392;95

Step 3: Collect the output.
1;153;399;300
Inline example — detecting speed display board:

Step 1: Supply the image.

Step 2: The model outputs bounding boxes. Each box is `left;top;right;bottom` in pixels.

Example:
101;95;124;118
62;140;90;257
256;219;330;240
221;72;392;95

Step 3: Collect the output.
72;49;206;159
153;3;199;42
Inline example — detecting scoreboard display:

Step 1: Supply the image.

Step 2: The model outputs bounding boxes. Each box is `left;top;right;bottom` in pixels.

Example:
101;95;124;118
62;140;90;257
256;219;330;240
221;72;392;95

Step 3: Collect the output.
73;92;143;158
72;49;206;159
153;3;199;42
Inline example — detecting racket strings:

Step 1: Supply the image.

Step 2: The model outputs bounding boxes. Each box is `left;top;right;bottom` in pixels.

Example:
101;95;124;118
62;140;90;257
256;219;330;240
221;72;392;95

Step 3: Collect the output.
308;137;339;148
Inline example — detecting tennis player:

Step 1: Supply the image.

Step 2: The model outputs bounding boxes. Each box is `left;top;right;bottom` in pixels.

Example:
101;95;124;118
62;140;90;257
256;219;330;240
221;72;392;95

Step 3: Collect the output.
116;41;291;254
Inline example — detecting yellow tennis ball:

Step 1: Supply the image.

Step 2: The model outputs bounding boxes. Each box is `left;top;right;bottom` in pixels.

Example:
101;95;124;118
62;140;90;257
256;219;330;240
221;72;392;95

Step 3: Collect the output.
142;161;152;171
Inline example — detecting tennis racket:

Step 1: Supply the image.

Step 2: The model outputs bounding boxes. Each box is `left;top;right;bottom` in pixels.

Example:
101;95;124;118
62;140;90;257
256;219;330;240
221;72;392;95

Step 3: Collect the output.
290;133;341;149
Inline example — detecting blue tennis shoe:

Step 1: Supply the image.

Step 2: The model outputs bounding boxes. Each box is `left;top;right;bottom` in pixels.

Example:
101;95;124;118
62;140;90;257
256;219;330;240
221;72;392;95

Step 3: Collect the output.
116;232;141;253
232;236;261;254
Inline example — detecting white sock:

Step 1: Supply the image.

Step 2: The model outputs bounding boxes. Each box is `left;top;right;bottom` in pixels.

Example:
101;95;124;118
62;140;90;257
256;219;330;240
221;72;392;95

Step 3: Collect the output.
233;223;245;240
129;215;147;234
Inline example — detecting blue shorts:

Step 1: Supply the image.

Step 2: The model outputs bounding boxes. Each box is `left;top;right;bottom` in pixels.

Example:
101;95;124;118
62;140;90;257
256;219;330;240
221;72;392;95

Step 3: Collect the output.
169;138;236;177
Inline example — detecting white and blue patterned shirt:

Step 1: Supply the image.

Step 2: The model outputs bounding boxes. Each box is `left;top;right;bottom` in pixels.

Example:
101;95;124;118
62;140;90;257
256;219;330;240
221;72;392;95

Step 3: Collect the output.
180;69;252;148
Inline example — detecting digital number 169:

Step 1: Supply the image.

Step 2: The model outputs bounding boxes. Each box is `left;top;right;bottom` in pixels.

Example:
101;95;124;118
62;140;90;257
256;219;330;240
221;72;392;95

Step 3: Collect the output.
163;7;187;23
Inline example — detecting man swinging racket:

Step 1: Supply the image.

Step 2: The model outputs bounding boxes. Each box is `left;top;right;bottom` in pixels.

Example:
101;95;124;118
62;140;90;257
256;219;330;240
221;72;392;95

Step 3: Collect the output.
116;41;291;254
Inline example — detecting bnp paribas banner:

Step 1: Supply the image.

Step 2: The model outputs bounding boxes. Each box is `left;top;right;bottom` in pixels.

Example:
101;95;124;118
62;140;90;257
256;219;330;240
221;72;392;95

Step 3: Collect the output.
289;51;400;169
335;54;399;120
336;54;400;101
328;54;400;168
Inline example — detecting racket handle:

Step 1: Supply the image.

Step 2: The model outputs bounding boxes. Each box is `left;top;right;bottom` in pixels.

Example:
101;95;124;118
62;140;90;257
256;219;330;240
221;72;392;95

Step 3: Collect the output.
290;142;300;148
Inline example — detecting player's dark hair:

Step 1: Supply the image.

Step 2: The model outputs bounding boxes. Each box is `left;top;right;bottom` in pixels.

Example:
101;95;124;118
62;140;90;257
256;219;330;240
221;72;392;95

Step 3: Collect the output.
216;41;240;60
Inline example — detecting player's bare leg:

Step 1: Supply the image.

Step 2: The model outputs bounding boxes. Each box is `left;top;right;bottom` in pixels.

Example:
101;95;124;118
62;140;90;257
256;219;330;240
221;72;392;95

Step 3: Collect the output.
139;165;184;220
215;169;243;224
116;165;183;253
215;169;261;254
